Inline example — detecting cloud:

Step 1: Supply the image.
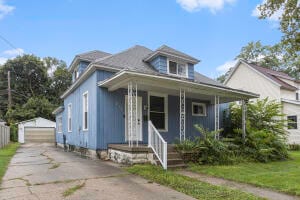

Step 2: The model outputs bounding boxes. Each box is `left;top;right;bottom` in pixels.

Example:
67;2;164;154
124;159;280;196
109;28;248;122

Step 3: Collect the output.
0;57;7;65
0;48;24;65
3;48;24;56
216;60;237;74
176;0;236;13
0;0;15;20
251;0;283;22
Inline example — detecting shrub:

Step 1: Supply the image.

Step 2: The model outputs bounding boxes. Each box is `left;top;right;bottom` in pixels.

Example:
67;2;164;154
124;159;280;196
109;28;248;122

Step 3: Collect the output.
10;124;18;142
288;144;300;151
230;98;289;162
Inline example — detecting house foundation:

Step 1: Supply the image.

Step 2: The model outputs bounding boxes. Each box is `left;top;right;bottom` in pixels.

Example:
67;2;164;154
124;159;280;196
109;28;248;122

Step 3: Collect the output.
108;144;155;165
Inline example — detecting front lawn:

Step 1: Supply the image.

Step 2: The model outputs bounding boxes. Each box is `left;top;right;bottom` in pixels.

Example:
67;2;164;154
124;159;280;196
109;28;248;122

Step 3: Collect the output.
127;165;262;200
189;151;300;196
0;143;20;183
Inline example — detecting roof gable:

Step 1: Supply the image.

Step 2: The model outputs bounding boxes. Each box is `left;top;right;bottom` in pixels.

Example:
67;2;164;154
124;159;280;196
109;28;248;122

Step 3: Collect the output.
225;60;298;91
143;45;200;64
69;50;111;72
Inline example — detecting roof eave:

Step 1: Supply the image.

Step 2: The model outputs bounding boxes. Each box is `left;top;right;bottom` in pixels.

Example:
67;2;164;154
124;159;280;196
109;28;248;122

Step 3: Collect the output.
144;51;200;64
98;70;259;99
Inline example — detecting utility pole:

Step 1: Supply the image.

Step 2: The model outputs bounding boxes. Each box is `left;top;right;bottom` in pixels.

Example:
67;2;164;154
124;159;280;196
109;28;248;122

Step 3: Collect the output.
7;71;11;109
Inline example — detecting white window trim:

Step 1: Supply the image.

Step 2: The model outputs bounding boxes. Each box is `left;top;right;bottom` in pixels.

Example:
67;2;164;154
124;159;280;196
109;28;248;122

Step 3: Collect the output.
192;102;207;116
82;91;89;131
287;115;298;130
167;58;188;78
148;92;168;132
57;115;62;133
67;103;72;132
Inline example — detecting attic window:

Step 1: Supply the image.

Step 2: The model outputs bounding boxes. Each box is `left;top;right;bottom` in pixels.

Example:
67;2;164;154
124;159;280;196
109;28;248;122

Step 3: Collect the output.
168;60;187;77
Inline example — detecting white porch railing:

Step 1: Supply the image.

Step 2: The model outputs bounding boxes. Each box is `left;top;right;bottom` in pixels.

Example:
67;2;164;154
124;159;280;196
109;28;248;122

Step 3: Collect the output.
148;121;167;170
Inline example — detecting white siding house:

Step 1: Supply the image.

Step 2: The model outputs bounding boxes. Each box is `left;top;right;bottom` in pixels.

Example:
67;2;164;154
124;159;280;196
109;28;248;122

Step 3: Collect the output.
225;60;300;144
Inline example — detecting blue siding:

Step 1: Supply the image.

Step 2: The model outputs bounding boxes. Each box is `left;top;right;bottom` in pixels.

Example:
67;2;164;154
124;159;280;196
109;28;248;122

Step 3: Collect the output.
60;72;98;150
150;56;194;80
150;56;167;74
78;61;89;75
161;95;225;143
188;63;194;80
72;61;90;82
57;69;228;150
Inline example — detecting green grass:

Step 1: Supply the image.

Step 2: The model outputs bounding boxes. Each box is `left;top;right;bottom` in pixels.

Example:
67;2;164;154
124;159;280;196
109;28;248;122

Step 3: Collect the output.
62;182;85;197
189;151;300;196
127;165;263;200
0;143;19;183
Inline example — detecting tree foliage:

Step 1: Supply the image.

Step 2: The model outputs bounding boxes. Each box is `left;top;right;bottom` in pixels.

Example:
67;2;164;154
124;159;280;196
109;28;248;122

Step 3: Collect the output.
217;1;299;82
258;0;300;57
0;55;71;123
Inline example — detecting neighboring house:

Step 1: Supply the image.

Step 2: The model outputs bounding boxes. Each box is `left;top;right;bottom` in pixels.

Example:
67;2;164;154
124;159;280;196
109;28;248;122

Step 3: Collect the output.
225;59;300;144
53;45;257;168
0;119;6;126
18;117;56;143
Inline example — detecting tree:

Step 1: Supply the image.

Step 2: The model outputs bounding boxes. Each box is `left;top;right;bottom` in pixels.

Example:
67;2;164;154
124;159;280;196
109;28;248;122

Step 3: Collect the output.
6;96;56;122
43;57;67;77
48;66;72;105
217;0;300;82
258;0;300;57
236;41;299;79
0;54;72;123
0;55;48;116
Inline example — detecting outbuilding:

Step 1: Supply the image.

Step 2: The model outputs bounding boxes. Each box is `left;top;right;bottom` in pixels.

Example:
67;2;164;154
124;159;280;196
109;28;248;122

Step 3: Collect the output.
18;117;56;143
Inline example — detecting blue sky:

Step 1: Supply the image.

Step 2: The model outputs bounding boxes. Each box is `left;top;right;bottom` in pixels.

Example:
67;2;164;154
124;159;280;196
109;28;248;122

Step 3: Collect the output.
0;0;282;78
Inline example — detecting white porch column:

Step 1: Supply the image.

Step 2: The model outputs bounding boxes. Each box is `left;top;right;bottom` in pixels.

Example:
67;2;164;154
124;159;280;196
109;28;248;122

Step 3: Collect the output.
242;99;247;142
214;95;220;139
128;81;138;147
180;88;186;142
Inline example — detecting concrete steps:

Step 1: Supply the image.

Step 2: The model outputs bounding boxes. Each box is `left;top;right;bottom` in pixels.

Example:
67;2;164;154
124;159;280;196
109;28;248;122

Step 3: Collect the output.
154;145;187;169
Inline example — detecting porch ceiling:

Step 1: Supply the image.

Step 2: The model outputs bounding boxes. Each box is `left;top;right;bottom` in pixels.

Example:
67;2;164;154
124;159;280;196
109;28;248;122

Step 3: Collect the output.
98;70;259;103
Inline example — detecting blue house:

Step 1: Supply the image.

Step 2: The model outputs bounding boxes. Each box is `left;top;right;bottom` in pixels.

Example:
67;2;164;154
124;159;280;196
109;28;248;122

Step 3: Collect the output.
53;45;257;169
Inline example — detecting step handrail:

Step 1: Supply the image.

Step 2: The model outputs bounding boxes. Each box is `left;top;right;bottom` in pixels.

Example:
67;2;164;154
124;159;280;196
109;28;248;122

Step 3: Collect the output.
148;121;167;170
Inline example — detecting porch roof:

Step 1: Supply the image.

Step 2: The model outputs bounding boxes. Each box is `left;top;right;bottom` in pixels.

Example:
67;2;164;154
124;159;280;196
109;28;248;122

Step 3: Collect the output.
98;70;259;103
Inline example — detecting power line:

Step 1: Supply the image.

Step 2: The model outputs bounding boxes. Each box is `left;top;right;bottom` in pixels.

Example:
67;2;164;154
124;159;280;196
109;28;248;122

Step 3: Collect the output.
0;34;23;55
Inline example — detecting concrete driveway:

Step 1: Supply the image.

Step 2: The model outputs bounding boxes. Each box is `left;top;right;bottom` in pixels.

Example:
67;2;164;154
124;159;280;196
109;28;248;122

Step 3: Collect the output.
0;143;194;200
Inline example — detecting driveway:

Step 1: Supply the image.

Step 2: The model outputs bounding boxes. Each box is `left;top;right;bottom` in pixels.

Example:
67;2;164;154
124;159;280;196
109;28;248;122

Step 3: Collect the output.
0;143;194;200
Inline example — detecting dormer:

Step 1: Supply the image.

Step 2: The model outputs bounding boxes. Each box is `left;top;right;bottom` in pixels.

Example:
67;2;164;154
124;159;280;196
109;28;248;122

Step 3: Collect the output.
144;45;200;80
68;50;111;82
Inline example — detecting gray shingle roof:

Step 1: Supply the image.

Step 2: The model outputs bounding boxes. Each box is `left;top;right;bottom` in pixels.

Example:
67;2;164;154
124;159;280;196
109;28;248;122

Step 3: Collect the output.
77;50;111;62
194;71;225;87
246;62;298;91
93;45;157;74
93;45;222;88
144;45;200;64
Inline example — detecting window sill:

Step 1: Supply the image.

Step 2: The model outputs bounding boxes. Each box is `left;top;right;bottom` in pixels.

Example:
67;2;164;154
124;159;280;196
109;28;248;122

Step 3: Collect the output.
192;114;207;117
167;73;188;79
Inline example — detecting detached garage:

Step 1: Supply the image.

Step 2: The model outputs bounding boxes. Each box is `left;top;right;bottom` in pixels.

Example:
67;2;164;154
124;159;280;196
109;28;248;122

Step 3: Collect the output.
18;117;56;143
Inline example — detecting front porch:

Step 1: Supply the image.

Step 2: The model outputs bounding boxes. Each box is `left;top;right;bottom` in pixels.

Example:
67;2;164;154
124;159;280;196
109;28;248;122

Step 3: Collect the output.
99;70;258;169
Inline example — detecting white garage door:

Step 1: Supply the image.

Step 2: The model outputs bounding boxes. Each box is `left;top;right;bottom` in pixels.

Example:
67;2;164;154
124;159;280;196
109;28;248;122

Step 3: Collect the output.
24;127;55;143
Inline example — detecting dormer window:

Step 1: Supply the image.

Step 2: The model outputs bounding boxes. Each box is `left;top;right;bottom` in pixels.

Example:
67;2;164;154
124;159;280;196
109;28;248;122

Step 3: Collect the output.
168;60;188;77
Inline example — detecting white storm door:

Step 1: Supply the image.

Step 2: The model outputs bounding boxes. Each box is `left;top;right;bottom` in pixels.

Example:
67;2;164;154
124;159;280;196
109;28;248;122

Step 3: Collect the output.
125;96;143;141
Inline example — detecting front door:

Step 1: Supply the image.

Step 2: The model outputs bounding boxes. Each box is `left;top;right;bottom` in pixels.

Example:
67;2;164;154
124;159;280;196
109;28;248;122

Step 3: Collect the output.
125;96;143;141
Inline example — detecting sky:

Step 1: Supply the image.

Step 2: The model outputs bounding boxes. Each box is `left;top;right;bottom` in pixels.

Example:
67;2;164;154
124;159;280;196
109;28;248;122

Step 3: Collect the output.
0;0;282;78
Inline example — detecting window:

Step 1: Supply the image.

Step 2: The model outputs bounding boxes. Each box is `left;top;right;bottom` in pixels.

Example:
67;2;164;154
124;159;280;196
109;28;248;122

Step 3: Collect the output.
57;116;62;133
168;60;187;77
192;102;206;116
296;93;299;101
149;94;167;131
83;92;88;131
287;116;297;129
67;103;72;132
